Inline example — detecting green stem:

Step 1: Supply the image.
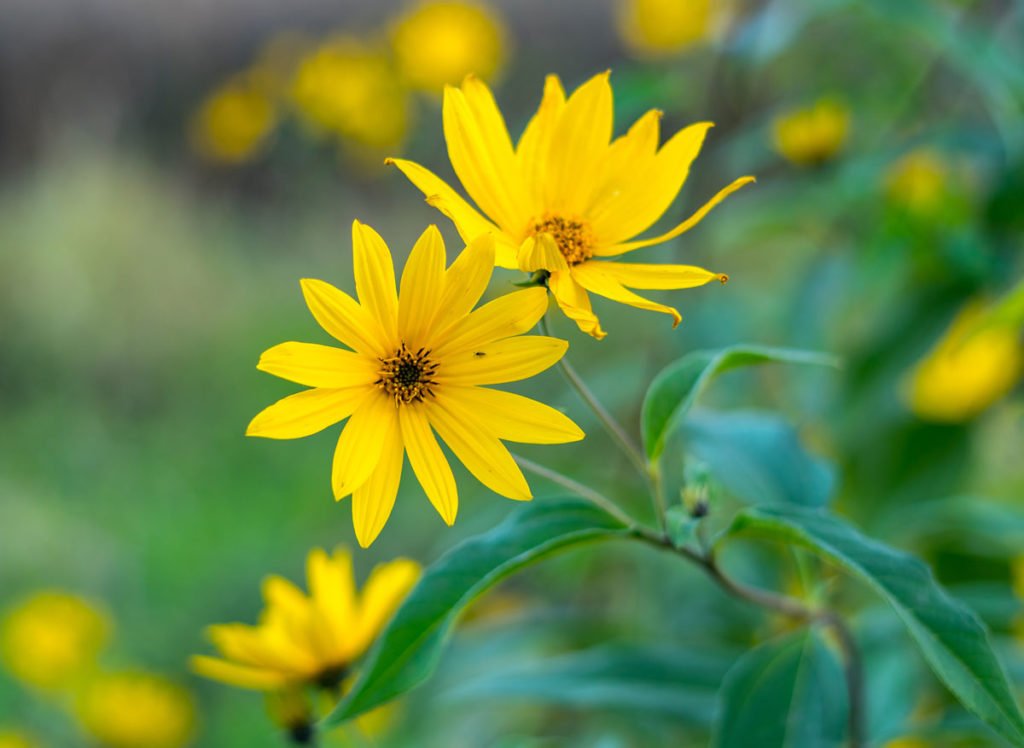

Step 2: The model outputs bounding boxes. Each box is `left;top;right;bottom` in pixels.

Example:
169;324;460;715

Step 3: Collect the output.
513;454;638;527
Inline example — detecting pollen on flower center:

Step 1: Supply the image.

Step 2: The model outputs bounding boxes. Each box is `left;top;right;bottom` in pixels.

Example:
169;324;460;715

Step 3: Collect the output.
376;343;438;405
532;214;595;265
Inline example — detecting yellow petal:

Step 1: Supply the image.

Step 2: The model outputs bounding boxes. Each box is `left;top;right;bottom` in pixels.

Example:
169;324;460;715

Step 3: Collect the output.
434;287;549;357
517;74;567;209
584;261;728;289
430;233;497;336
436;335;567;385
190;655;291;690
590;122;714;245
425;195;520;268
587;109;662;217
398;225;447;344
257;342;379;388
207;621;312;673
445;387;584;444
349;559;421;657
443;81;529;232
351;221;399;344
332;393;398;499
350;426;404;548
598;175;756;256
307;548;356;659
572;264;681;326
246;387;371;440
399;405;458;525
545;71;613;214
548;270;607;339
300;278;388;358
385;157;501;246
516;233;568;272
425;396;532;500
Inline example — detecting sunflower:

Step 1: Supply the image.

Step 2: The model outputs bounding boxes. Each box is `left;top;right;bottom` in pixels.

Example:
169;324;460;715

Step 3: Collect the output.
191;547;419;690
387;71;754;338
246;221;583;546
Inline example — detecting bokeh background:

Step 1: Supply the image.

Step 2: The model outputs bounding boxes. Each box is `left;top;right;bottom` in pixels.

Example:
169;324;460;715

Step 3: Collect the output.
2;0;1023;745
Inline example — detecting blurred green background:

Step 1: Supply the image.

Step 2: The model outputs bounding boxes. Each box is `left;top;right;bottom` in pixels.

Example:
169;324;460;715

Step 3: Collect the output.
1;0;1023;745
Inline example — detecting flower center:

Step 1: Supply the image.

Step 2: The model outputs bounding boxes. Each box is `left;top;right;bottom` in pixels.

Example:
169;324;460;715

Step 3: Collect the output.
376;343;438;405
531;214;594;266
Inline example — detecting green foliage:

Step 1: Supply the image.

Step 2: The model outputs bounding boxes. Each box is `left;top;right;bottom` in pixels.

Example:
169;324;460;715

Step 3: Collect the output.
322;498;628;726
641;346;838;462
713;630;848;747
728;506;1024;745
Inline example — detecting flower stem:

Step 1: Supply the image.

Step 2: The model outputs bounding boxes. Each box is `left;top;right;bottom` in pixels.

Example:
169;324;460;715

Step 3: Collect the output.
513;454;638;527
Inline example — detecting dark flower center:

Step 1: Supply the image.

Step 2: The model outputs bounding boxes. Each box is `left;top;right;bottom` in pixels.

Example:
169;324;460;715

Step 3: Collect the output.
376;343;438;405
532;214;595;266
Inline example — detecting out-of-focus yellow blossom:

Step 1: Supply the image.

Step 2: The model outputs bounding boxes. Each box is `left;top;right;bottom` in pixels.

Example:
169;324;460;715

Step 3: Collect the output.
391;1;506;93
881;738;930;748
884;149;953;217
190;74;278;165
76;672;195;748
389;73;750;338
0;730;39;748
244;223;584;543
772;99;850;166
618;0;728;57
906;302;1023;423
0;591;109;691
251;32;312;98
192;547;420;687
291;37;410;151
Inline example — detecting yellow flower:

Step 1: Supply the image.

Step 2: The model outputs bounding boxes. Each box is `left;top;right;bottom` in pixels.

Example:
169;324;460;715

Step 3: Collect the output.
76;672;195;748
617;0;727;57
291;37;410;151
906;302;1023;423
881;739;930;748
0;730;39;748
245;222;584;545
391;1;506;93
190;74;278;165
772;98;850;166
884;148;952;217
388;73;752;338
0;591;109;691
192;547;420;689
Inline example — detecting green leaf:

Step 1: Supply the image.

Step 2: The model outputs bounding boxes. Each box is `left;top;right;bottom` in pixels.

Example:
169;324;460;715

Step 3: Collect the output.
713;630;848;747
679;410;836;508
641;345;838;462
728;506;1024;745
447;644;733;725
321;498;628;726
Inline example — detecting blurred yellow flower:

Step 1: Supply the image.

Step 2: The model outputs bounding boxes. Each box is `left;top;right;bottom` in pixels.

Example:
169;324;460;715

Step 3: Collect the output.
0;591;109;691
389;73;751;338
244;223;583;545
76;672;195;748
391;1;506;93
884;148;952;217
0;730;39;748
190;74;278;165
881;738;930;748
192;547;420;689
772;99;850;166
617;0;727;57
291;37;410;151
906;302;1023;423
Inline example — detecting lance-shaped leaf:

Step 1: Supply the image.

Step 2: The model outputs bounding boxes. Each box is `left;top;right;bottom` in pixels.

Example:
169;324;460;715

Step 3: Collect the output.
727;506;1024;745
641;345;838;462
322;498;629;726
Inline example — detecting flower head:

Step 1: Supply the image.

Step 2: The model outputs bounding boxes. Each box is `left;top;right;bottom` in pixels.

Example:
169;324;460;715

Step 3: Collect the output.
192;547;420;690
617;0;728;57
884;148;953;218
0;591;109;691
391;1;506;93
772;98;850;166
190;73;278;165
246;222;583;546
905;301;1022;423
388;72;753;338
76;672;195;748
291;37;410;152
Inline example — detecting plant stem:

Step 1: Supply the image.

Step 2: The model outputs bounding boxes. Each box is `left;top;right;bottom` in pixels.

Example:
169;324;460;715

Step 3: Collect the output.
634;528;866;748
513;454;638;527
539;316;650;481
